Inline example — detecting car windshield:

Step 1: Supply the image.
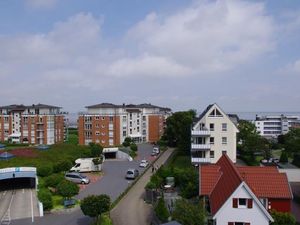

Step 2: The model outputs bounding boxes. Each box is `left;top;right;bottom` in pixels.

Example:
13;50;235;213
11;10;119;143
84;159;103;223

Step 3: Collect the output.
127;171;133;174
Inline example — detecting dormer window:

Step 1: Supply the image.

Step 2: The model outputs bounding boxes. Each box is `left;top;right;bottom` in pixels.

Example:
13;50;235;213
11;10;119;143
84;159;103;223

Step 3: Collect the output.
232;198;253;209
209;108;223;117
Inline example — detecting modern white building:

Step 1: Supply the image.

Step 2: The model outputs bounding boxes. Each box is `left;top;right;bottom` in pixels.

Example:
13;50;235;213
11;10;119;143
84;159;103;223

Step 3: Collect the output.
255;114;300;138
191;103;238;164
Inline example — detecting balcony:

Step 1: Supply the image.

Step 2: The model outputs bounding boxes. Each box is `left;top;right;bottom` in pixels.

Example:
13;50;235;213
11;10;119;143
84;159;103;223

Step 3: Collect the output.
191;130;210;136
191;144;211;151
191;157;211;164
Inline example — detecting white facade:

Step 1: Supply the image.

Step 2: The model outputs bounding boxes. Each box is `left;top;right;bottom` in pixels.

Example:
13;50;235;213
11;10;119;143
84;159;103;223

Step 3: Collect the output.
191;104;238;164
255;115;300;138
213;183;273;225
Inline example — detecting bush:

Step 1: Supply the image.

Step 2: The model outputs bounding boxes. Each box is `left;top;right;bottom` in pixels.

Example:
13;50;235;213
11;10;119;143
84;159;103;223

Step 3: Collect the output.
271;210;296;225
122;137;132;147
150;174;163;189
93;156;103;165
53;160;73;173
130;143;138;152
145;181;157;190
80;195;111;218
37;164;53;177
154;197;169;223
292;153;300;167
97;213;113;225
38;188;53;211
56;180;79;198
280;151;289;163
44;174;65;188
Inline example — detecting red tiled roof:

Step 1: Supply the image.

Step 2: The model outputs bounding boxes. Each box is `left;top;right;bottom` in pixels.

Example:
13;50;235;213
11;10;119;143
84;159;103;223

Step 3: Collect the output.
199;154;293;216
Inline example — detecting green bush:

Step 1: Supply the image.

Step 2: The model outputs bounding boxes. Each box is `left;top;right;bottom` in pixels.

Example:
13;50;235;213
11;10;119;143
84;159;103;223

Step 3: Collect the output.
38;188;53;211
292;153;300;167
53;160;73;173
44;174;65;188
280;151;289;163
122;137;132;147
97;213;113;225
56;180;79;198
155;197;169;223
81;195;111;218
145;181;157;190
271;210;296;225
89;143;103;157
130;143;138;152
150;174;163;188
37;164;53;177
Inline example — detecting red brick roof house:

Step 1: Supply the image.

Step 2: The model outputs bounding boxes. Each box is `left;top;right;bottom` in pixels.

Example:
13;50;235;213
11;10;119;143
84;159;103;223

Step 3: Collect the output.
200;154;293;225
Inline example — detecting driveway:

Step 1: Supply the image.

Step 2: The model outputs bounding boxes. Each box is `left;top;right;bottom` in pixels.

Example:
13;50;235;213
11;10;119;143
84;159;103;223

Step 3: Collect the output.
10;143;155;225
111;148;175;225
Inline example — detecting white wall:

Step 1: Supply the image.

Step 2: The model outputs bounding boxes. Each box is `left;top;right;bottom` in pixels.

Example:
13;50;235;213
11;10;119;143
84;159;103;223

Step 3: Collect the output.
215;185;269;225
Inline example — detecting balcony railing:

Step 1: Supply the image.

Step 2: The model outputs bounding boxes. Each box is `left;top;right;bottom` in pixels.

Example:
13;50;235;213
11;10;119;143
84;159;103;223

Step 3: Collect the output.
191;130;210;136
191;157;211;163
191;144;211;150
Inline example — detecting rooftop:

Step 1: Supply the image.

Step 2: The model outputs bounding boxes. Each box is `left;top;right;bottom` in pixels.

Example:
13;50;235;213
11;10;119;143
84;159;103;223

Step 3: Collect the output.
86;103;171;111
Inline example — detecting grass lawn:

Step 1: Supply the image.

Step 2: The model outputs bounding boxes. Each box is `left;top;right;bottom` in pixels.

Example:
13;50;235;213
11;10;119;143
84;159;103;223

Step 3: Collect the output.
52;195;64;209
169;154;193;170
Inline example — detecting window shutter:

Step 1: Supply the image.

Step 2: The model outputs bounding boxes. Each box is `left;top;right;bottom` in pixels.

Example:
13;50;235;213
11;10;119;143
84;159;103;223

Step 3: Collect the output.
232;198;238;208
248;199;253;208
228;223;234;225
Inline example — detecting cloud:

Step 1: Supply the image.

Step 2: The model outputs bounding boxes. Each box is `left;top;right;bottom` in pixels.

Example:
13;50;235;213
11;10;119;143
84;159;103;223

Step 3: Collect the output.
281;59;300;75
25;0;58;9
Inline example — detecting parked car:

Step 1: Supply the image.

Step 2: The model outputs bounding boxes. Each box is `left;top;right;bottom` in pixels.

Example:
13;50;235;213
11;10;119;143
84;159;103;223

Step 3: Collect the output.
65;172;90;184
125;169;139;179
139;159;149;168
151;147;160;156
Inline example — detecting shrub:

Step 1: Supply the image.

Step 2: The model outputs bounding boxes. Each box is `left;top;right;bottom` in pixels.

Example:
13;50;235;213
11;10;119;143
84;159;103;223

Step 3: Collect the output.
53;160;73;173
271;210;296;225
89;143;103;157
37;164;53;177
81;195;111;218
145;181;157;190
280;151;289;163
155;197;169;223
122;137;132;147
130;143;138;152
93;156;103;165
38;188;53;211
150;174;163;188
292;153;300;167
44;174;65;188
97;213;113;225
56;180;79;198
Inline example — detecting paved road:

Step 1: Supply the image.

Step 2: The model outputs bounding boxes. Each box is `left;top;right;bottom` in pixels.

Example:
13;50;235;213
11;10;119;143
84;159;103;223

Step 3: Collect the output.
111;148;174;225
10;143;155;225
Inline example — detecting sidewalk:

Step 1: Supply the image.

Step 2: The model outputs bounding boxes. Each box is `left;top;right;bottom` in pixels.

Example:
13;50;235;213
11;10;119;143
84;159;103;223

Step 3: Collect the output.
111;148;175;225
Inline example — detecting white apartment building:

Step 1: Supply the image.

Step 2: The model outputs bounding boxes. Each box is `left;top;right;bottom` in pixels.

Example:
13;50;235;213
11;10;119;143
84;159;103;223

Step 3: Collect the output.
255;114;300;138
191;103;238;164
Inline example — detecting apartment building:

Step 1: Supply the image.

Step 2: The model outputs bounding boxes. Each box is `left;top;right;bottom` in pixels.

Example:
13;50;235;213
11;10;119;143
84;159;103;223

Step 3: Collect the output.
78;103;171;146
255;114;300;138
0;104;66;145
191;103;238;164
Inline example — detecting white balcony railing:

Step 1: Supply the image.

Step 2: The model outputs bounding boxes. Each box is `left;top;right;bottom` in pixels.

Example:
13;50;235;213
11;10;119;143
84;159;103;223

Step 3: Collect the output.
191;144;211;150
191;130;210;136
191;157;211;163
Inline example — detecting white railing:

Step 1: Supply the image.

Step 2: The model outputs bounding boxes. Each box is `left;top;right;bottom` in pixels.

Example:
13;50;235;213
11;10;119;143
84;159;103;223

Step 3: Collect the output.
191;157;211;163
191;144;211;150
191;130;210;136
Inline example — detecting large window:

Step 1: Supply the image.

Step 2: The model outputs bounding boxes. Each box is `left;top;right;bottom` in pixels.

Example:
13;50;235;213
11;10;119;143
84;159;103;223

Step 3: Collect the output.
210;137;214;144
210;123;214;131
210;151;214;158
222;123;227;131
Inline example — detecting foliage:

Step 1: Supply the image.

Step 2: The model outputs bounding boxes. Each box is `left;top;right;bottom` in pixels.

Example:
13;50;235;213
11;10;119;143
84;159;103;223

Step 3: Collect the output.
172;199;206;225
173;168;198;199
96;213;113;225
145;181;157;190
37;164;53;177
162;110;196;153
282;128;300;154
44;173;65;188
293;153;300;167
280;151;289;163
80;195;111;218
149;173;164;189
271;210;296;225
122;137;132;147
56;180;79;198
53;160;73;173
155;197;170;223
93;156;104;165
66;128;78;145
89;143;104;157
130;143;138;152
38;188;53;210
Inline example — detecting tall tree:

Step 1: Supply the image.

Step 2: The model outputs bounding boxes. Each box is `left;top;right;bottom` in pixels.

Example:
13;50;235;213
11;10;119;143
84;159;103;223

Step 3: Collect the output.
80;195;111;220
163;110;196;153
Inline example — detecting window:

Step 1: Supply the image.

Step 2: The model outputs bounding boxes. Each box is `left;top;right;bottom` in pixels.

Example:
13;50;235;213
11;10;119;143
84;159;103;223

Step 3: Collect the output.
209;123;214;131
222;137;227;144
222;150;227;155
130;129;132;134
222;123;227;131
95;116;99;120
137;127;140;132
122;116;126;122
232;198;253;209
96;131;100;136
209;108;223;117
109;116;114;122
130;121;132;127
210;137;214;144
95;124;99;128
210;151;214;158
102;117;105;120
123;131;126;136
238;198;247;207
130;113;132;120
228;223;250;225
101;125;105;128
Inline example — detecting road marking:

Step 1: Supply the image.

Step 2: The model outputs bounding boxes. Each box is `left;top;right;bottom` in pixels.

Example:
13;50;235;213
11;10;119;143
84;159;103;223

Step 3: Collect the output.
30;189;34;223
1;190;14;225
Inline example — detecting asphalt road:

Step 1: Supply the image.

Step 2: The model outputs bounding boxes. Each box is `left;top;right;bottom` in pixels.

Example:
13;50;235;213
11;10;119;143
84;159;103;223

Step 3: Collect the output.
111;148;175;225
10;143;155;225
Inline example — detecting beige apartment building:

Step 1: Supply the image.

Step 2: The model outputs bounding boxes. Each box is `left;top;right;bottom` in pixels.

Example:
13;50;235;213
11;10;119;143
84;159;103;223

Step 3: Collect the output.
0;104;66;145
78;103;171;146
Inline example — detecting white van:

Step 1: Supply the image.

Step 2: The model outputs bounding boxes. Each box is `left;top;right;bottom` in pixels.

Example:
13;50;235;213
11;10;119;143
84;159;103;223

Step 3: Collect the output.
70;158;102;172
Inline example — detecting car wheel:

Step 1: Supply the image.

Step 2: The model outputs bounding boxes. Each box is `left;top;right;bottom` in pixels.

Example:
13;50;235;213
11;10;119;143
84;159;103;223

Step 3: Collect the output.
81;181;85;184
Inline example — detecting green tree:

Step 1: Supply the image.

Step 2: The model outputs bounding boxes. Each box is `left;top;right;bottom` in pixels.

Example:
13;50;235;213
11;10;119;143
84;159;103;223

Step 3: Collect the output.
44;173;64;188
280;151;289;163
53;160;73;173
122;137;132;147
283;128;300;155
130;143;138;152
172;199;206;225
37;188;53;210
80;195;111;219
37;164;53;177
155;197;169;223
162;110;196;153
56;180;79;199
89;143;103;157
271;210;296;225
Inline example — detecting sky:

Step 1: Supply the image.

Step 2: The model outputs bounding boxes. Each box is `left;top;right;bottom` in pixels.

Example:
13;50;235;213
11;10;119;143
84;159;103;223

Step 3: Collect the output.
1;0;300;114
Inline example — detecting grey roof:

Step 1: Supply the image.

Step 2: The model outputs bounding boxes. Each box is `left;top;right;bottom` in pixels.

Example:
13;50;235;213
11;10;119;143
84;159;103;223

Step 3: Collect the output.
86;103;171;111
161;221;182;225
0;151;15;159
193;104;214;125
0;103;61;110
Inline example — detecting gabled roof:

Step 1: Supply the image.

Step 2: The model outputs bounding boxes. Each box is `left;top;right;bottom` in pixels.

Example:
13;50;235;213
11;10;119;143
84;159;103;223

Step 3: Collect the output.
200;154;293;215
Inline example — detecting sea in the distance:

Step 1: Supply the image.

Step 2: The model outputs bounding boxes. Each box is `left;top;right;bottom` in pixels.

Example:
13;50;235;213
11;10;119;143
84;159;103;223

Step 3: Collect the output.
230;112;300;121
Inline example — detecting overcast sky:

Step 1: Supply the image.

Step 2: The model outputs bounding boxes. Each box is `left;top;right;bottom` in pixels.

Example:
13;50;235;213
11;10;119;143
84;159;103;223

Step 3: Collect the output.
1;0;300;113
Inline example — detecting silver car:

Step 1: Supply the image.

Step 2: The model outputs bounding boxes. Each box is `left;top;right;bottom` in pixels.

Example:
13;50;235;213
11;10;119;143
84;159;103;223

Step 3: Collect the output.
125;169;139;179
65;172;90;184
